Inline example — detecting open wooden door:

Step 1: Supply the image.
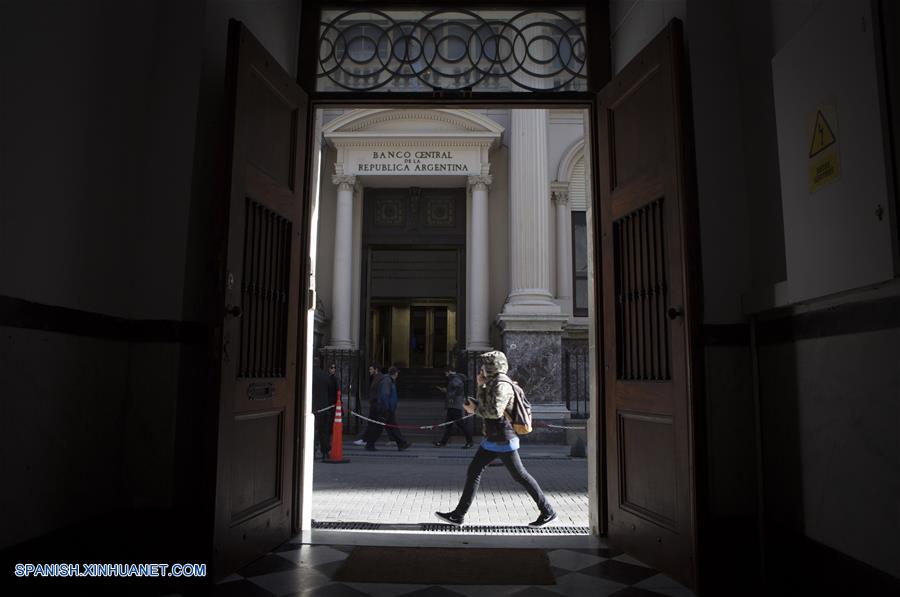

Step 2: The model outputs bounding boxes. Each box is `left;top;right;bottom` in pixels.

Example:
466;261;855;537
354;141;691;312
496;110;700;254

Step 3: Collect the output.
596;20;703;590
212;20;308;578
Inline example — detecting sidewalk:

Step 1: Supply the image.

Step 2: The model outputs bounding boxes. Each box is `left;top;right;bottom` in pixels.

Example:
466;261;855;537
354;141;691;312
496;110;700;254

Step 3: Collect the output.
312;441;589;528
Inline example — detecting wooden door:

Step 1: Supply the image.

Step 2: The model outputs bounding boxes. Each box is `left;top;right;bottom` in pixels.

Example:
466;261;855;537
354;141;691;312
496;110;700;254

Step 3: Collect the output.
213;20;308;578
596;20;702;589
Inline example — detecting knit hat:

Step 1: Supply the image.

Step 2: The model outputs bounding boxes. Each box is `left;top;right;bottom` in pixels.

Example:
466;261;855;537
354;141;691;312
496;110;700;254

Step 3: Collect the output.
479;350;508;376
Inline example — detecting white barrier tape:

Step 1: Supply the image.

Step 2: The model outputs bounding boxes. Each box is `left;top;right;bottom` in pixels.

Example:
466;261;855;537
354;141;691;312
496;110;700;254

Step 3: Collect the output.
345;411;584;431
349;410;474;430
314;404;336;414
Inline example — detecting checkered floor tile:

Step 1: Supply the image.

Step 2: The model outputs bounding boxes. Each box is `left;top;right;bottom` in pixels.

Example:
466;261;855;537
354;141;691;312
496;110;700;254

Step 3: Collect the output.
211;540;697;597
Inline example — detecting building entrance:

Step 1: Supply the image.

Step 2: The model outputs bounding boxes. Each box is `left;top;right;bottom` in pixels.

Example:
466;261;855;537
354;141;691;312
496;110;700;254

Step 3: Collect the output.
370;302;457;368
410;305;450;369
361;187;466;401
369;300;457;402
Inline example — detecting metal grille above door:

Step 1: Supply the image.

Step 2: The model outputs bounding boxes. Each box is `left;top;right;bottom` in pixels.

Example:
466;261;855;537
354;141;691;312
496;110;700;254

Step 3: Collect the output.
316;8;587;92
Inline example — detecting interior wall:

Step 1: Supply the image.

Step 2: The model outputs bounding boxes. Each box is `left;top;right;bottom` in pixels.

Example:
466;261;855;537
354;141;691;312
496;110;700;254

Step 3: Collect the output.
683;0;758;548
755;0;899;581
610;0;687;74
720;0;900;577
0;0;205;548
0;0;303;550
757;321;900;578
0;329;130;548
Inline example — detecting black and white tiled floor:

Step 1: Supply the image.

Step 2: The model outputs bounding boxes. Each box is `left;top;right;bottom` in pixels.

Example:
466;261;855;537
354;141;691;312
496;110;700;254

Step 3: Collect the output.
211;535;697;597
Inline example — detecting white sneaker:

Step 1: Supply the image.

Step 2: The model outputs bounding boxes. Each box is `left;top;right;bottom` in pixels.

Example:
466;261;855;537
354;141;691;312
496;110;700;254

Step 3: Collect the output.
353;439;365;446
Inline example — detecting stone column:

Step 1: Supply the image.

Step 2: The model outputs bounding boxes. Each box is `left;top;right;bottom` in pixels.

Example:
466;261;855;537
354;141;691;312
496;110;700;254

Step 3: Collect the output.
552;182;572;314
327;174;356;349
467;174;492;351
504;109;559;312
499;110;569;443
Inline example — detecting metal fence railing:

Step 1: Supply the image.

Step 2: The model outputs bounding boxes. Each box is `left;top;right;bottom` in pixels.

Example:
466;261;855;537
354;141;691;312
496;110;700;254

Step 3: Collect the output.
318;348;367;435
564;345;590;419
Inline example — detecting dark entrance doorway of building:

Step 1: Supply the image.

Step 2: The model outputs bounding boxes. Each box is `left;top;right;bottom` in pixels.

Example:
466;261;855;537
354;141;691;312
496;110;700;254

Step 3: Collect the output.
362;187;466;407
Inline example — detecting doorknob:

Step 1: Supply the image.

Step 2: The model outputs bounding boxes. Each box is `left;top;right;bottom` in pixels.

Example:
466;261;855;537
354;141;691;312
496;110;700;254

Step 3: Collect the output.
667;306;682;320
225;304;243;318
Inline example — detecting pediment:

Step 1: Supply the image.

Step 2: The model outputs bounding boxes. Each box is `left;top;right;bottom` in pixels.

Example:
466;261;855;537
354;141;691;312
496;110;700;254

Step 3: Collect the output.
323;109;504;139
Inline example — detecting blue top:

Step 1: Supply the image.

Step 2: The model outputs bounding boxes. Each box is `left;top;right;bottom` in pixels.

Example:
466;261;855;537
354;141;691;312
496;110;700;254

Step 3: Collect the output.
378;376;398;412
480;435;519;452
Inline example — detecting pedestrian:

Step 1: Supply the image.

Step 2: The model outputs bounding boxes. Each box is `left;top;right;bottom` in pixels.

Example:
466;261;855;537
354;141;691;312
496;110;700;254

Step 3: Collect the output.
433;365;473;448
354;363;383;446
435;350;557;527
327;362;339;408
311;356;335;460
364;366;412;451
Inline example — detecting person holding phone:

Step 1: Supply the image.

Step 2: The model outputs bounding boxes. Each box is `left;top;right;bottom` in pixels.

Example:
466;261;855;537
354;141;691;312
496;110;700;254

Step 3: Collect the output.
433;365;473;448
435;350;557;527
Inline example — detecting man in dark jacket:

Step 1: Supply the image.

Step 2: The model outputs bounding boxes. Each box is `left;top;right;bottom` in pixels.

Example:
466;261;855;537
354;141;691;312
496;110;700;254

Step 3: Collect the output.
312;356;335;460
363;366;411;451
433;366;473;447
354;363;383;445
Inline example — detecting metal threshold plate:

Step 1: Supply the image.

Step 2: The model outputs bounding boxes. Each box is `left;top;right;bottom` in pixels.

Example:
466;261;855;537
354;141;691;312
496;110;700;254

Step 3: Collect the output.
312;521;589;535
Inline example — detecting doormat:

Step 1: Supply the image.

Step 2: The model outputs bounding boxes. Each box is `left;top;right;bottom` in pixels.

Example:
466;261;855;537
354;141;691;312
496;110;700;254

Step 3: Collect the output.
333;547;556;585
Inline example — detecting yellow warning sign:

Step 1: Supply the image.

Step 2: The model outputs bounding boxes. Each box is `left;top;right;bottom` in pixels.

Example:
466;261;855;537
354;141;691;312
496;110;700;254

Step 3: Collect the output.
809;110;836;157
808;104;840;193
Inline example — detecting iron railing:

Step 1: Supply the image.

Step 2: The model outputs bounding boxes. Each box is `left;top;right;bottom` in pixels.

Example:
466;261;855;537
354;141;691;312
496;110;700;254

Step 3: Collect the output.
318;348;367;434
563;344;590;419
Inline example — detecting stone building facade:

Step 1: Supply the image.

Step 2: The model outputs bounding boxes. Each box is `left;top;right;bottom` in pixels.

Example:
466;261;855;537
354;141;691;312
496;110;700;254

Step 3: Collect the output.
311;108;591;440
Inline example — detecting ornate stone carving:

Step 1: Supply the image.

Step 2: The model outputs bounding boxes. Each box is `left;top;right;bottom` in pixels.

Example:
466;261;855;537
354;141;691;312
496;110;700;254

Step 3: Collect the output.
551;181;570;204
374;198;405;226
467;174;493;192
425;197;455;227
331;174;356;192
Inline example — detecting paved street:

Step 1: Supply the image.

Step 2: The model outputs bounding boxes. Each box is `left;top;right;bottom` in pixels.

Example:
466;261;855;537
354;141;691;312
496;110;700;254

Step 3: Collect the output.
311;442;590;528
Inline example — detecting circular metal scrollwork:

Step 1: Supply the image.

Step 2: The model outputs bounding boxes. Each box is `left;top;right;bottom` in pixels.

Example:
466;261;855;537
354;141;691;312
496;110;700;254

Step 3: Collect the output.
318;9;587;92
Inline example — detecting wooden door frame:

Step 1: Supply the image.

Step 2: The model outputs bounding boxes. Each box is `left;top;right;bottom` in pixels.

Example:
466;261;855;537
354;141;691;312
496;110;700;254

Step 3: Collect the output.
289;0;627;542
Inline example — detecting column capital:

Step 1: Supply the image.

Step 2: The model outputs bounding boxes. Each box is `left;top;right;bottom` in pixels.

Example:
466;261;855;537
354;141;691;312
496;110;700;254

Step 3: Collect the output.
551;181;569;205
467;174;492;192
332;174;357;192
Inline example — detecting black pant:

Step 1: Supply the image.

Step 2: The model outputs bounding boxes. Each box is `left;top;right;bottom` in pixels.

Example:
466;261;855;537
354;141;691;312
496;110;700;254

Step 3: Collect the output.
357;402;376;439
439;408;472;444
314;410;333;455
364;408;406;446
455;447;554;516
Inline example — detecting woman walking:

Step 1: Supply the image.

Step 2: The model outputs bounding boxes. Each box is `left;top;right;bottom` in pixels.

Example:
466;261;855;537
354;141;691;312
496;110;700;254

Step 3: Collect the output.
435;350;557;527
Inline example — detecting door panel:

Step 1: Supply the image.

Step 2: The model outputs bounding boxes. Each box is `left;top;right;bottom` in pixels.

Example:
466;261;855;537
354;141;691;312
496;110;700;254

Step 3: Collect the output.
597;20;701;590
213;20;308;579
409;306;449;368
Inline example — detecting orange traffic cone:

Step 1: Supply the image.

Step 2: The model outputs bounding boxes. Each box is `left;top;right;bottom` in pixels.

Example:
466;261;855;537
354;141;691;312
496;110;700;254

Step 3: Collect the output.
324;389;349;464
